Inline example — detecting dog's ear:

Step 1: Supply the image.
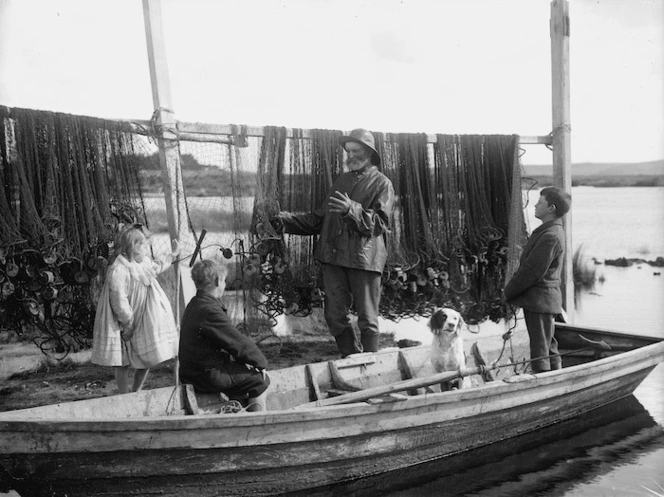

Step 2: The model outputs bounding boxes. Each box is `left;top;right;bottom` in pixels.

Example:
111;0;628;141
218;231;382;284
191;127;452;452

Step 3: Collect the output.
430;309;447;330
458;314;466;330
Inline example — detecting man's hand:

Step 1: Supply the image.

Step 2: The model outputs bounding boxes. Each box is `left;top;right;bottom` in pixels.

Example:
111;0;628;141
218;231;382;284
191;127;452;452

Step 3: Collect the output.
269;215;284;234
328;191;352;215
171;239;181;260
245;364;268;380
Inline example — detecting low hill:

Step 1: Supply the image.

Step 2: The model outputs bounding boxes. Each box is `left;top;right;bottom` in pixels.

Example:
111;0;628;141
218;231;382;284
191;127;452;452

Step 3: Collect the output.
522;160;664;187
523;160;664;177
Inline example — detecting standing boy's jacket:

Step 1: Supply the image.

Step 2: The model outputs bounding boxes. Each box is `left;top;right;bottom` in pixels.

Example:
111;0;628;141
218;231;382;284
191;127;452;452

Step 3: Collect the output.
281;165;395;274
504;219;565;314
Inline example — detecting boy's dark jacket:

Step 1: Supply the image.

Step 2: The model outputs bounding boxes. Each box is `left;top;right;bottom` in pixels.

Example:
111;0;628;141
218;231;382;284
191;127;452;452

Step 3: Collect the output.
179;292;268;372
504;219;565;314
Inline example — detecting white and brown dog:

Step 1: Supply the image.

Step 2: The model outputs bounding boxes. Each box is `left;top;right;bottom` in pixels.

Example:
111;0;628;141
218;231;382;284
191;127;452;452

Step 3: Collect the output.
429;308;471;390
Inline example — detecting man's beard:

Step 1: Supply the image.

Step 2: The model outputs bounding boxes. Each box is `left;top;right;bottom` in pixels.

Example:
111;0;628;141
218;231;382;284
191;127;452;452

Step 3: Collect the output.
346;158;371;171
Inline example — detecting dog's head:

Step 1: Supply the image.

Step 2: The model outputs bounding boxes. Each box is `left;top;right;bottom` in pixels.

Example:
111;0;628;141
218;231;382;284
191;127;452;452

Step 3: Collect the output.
428;308;464;336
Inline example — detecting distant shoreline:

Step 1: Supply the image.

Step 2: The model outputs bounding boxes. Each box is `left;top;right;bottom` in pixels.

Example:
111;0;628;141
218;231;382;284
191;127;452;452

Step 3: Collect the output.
525;175;663;188
601;256;664;268
522;159;663;187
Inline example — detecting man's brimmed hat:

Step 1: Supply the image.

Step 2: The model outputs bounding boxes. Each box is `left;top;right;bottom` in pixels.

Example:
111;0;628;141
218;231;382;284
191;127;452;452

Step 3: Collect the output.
339;128;381;165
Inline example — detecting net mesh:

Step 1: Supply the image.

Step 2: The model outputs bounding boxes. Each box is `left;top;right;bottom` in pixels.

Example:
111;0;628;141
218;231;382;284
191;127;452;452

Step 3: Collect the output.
0;106;154;357
1;105;528;358
375;133;528;324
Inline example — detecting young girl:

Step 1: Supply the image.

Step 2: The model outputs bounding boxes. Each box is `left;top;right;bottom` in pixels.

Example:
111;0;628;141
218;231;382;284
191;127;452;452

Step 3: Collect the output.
91;226;180;394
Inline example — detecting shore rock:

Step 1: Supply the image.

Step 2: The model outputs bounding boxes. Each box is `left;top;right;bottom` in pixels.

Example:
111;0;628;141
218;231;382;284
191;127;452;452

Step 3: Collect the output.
604;257;664;268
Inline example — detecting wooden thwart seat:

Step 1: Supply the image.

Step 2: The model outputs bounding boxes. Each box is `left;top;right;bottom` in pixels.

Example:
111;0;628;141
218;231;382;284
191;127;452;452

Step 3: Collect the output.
296;366;485;409
327;360;409;404
398;350;431;395
183;384;238;415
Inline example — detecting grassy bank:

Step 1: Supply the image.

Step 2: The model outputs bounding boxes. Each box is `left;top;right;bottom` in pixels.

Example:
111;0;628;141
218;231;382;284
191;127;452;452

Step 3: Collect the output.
529;175;664;188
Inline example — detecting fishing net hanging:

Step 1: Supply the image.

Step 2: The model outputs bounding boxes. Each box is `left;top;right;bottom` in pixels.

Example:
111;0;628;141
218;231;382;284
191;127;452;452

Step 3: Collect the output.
418;133;526;323
0;118;21;246
0;106;149;357
242;126;291;332
373;132;416;272
1;104;529;356
236;127;346;334
243;129;526;326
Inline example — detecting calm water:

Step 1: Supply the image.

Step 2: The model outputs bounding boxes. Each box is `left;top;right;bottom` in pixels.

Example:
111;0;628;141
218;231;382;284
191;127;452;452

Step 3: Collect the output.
564;186;664;261
380;186;664;497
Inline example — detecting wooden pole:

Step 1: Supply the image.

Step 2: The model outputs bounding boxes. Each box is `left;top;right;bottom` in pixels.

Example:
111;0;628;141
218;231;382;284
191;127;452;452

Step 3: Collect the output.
142;0;187;384
551;0;574;320
126;119;553;145
142;0;185;244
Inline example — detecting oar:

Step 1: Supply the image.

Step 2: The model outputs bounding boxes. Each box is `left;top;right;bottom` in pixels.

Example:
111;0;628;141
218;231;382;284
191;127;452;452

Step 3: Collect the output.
471;342;497;382
188;229;207;267
295;366;485;409
577;334;612;351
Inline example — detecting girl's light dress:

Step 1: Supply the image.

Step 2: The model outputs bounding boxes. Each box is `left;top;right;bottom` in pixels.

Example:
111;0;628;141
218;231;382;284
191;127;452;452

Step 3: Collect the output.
91;254;179;368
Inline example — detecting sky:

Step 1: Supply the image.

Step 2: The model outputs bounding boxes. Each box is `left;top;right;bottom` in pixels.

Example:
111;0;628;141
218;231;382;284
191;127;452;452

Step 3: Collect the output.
0;0;662;166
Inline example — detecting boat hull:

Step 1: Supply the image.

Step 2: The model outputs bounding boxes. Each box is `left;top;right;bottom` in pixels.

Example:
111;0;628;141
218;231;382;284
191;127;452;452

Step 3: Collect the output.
1;327;663;496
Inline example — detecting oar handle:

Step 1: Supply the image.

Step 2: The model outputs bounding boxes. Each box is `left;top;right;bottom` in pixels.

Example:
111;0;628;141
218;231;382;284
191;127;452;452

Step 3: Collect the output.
296;366;484;409
189;229;208;267
170;230;209;266
577;334;612;351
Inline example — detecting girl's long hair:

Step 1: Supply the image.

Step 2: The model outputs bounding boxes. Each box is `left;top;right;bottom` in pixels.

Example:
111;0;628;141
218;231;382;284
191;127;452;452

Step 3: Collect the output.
108;225;147;265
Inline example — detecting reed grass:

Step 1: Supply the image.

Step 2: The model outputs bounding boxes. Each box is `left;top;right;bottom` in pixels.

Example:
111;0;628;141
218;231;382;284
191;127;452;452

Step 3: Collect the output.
634;244;651;256
641;481;664;497
8;356;81;380
573;244;598;290
144;208;252;234
33;356;80;373
141;196;253;233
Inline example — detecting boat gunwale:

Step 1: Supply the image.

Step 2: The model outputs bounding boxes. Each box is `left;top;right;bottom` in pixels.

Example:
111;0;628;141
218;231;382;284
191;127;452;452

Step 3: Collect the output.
555;322;663;344
1;336;662;433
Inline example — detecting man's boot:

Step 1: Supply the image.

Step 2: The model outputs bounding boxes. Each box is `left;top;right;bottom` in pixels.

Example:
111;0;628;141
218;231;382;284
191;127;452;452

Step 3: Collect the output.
334;329;361;358
360;333;379;353
550;355;562;370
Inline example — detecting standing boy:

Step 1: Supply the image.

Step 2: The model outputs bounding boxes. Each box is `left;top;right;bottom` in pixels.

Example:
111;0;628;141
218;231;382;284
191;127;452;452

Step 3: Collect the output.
504;186;572;373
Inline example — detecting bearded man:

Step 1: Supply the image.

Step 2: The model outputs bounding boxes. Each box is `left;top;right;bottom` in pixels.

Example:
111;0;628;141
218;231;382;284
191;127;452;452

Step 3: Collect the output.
275;129;395;357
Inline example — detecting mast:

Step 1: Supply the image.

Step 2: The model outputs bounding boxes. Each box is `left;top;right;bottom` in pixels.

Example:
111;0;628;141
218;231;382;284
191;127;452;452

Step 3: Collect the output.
142;0;188;314
551;0;574;319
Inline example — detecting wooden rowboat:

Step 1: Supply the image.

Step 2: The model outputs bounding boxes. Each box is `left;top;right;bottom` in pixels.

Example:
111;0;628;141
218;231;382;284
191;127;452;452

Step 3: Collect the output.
1;323;663;497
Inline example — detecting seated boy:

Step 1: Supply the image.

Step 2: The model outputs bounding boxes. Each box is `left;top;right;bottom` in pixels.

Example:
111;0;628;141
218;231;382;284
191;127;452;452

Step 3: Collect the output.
179;259;270;411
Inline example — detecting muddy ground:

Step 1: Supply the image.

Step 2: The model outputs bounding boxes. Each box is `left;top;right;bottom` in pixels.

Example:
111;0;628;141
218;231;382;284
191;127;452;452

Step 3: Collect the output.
0;334;397;412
